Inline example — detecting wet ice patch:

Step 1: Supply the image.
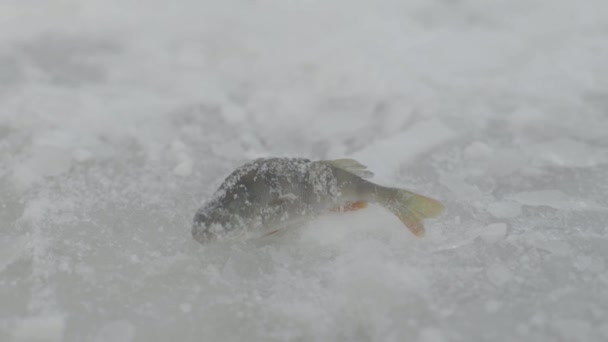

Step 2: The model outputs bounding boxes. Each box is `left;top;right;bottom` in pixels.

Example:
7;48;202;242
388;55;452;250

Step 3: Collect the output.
508;189;606;211
531;138;608;167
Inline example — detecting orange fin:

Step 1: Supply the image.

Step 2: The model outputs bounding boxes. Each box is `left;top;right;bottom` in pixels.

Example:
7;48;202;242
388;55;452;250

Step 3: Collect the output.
398;212;426;237
262;229;280;238
386;190;444;237
331;201;368;212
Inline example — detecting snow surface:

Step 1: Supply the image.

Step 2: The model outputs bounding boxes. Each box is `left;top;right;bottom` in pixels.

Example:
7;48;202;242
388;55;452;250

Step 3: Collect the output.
1;0;608;341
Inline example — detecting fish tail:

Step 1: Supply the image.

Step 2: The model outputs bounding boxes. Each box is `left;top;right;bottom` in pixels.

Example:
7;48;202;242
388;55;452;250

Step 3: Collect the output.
375;187;444;237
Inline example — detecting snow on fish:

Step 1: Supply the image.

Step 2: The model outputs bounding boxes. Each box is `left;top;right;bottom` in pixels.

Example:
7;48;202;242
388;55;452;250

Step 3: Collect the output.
192;158;444;243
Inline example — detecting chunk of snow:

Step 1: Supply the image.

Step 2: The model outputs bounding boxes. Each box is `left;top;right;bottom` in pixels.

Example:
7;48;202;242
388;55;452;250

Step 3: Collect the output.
487;201;522;219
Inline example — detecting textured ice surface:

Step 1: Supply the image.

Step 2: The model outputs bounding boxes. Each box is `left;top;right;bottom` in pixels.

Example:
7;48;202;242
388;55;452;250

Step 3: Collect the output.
1;0;608;341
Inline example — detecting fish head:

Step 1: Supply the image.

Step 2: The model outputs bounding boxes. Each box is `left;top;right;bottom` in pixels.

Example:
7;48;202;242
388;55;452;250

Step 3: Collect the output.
191;200;247;243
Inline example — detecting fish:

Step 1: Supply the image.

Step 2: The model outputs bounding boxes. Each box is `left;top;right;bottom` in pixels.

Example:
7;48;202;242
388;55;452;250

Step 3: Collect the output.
192;158;444;243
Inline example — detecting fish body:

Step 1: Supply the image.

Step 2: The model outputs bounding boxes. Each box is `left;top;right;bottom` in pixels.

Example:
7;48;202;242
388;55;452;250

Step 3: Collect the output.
192;158;444;243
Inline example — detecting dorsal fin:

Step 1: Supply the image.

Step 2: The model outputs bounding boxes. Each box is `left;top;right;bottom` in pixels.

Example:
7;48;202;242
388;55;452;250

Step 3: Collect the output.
326;158;374;178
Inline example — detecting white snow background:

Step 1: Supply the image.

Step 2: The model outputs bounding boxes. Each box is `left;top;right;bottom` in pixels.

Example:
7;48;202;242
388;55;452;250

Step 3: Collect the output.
1;1;608;341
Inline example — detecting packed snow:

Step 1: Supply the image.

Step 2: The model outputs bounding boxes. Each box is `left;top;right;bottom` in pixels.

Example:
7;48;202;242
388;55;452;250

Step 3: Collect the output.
1;0;608;341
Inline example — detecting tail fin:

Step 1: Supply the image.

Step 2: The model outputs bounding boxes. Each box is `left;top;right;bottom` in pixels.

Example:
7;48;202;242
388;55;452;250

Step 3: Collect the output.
382;189;444;237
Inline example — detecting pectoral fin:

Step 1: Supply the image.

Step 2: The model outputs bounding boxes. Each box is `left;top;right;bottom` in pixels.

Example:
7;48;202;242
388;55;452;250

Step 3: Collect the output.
325;159;374;178
331;201;368;212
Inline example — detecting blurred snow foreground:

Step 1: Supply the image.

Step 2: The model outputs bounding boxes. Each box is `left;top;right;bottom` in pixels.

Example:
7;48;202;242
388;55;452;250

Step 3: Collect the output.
1;0;607;341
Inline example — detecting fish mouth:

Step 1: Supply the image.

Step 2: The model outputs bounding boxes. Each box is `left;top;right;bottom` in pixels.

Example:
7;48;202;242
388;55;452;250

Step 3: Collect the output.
192;229;218;244
191;222;218;244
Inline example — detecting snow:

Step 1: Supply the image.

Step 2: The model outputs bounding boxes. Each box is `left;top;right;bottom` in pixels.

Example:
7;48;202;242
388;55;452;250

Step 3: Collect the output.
1;0;608;341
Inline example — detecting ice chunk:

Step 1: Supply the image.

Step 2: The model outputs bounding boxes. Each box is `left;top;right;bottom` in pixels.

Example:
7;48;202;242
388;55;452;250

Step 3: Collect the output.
12;315;65;342
439;173;483;200
487;201;522;219
479;223;507;243
171;139;193;176
173;159;193;177
351;119;456;180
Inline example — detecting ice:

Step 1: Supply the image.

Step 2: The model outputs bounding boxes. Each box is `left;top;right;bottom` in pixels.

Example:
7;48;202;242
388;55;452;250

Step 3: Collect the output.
479;223;508;243
11;315;65;342
352;119;456;181
508;189;606;211
179;303;192;314
93;321;135;342
531;138;608;168
553;319;592;341
484;300;503;313
487;201;523;219
486;263;512;287
463;141;493;161
2;0;608;341
418;328;446;342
